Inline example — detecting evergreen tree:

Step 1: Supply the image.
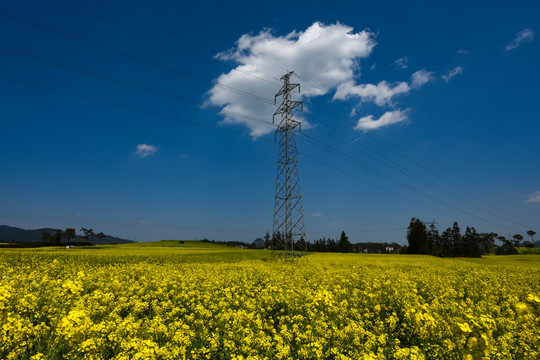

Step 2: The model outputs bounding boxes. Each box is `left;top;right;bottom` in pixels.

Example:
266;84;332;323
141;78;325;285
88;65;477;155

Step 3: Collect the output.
264;231;270;249
407;218;428;254
450;222;462;256
338;231;351;253
327;238;338;252
439;227;453;257
427;224;440;256
463;227;482;257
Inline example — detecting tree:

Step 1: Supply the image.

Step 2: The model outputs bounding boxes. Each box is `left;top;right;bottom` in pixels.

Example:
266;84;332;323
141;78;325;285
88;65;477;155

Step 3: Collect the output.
80;228;94;242
462;227;482;257
439;228;453;257
63;228;76;243
41;232;52;243
327;238;338;252
407;218;428;254
295;237;308;252
527;230;536;247
427;224;440;256
338;231;351;253
264;231;270;249
479;232;497;255
496;236;517;255
52;230;63;244
512;234;524;249
450;222;462;256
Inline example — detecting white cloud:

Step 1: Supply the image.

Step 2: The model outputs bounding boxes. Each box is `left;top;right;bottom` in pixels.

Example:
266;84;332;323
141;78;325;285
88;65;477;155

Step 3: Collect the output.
457;48;469;55
505;29;534;51
208;22;376;136
411;69;435;88
133;144;158;158
526;191;540;203
334;69;433;105
395;56;409;69
442;66;463;82
354;109;408;131
334;80;409;106
209;22;434;136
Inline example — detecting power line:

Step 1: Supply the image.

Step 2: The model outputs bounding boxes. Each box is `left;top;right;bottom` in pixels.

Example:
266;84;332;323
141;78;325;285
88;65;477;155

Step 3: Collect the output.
50;0;282;87
2;74;530;234
302;112;533;229
300;133;526;231
132;0;291;76
300;95;539;229
298;150;463;222
0;9;273;105
0;46;273;127
3;7;536;233
0;75;274;142
376;127;533;221
0;210;265;233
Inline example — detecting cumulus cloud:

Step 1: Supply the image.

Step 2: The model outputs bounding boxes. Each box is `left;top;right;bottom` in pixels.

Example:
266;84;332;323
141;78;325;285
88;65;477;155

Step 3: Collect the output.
442;66;463;82
334;80;409;106
334;69;433;105
133;144;158;158
505;29;534;51
208;22;376;136
354;109;409;131
208;22;433;135
526;190;540;203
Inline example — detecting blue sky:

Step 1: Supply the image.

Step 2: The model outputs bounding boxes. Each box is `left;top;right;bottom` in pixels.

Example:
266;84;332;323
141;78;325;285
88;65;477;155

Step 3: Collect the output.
1;0;539;244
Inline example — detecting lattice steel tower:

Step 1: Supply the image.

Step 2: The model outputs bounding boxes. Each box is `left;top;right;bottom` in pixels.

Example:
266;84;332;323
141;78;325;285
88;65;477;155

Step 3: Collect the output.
272;71;307;259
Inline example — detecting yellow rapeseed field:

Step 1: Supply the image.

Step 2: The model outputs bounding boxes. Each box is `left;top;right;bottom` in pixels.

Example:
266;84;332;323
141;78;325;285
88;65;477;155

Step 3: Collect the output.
1;242;539;359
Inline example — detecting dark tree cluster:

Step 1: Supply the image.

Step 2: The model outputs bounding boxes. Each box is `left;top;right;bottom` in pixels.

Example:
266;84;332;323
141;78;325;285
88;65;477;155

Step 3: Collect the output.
40;227;105;246
406;218;535;257
261;230;401;253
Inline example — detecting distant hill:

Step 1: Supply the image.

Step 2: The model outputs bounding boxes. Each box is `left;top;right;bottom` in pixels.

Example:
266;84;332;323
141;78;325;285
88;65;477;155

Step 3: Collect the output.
0;225;134;245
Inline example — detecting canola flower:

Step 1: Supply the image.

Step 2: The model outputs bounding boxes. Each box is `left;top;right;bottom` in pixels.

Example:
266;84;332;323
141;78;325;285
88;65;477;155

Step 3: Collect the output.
0;245;539;359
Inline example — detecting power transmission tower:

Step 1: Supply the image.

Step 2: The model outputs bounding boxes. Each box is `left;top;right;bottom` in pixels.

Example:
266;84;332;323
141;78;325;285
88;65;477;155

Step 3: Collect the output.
272;71;307;260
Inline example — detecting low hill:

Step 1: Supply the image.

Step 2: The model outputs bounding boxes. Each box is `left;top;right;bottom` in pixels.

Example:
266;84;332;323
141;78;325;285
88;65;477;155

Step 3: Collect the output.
0;225;134;245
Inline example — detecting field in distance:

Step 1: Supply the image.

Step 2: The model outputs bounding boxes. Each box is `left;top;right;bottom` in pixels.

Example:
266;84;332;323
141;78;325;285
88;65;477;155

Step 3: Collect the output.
1;242;539;359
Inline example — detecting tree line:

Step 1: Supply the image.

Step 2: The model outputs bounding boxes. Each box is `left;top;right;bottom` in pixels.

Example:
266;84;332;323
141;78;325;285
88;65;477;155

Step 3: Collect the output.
40;227;105;245
259;231;402;253
406;218;536;257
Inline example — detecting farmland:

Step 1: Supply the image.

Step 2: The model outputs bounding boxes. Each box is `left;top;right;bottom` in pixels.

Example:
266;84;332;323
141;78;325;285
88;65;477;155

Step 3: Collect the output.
1;242;539;359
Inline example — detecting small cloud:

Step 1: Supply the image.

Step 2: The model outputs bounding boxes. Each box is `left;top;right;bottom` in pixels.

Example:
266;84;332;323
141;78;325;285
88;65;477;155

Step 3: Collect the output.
354;109;409;131
370;63;376;70
133;144;158;158
334;80;410;106
505;29;534;51
311;213;323;217
442;66;463;82
411;69;435;88
526;190;540;203
395;56;409;69
180;154;188;159
457;48;469;55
